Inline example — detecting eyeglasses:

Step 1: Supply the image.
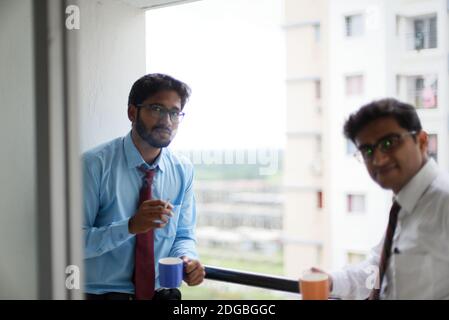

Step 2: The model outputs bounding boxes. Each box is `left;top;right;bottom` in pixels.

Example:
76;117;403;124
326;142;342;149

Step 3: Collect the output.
136;104;185;123
354;131;417;163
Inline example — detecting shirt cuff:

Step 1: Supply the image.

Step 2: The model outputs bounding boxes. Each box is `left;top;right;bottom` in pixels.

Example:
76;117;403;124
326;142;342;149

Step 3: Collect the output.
178;251;199;260
111;218;134;246
172;244;199;261
330;270;349;298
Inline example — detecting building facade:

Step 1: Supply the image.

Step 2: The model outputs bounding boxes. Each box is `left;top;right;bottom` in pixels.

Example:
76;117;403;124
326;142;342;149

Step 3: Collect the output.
283;0;448;277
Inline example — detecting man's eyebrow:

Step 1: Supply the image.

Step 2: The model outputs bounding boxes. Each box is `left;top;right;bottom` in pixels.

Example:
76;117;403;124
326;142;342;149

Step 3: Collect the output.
377;132;401;141
357;132;401;149
149;103;181;111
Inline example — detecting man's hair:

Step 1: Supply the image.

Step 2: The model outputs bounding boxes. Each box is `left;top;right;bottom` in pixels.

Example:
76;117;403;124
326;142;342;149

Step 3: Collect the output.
128;73;191;109
343;98;422;142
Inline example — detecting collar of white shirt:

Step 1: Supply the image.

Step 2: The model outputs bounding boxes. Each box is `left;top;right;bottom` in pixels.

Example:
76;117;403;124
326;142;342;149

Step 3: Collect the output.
395;158;439;215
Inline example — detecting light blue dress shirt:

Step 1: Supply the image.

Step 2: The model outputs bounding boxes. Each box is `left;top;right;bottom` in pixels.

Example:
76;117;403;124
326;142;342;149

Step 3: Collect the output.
83;131;198;294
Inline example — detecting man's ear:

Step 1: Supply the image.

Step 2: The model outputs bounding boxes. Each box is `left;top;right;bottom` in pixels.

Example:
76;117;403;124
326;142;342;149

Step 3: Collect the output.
417;130;428;155
128;104;137;123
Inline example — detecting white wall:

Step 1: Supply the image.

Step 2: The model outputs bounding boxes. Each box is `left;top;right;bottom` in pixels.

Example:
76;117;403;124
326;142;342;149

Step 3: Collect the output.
78;0;147;152
0;0;196;299
0;0;38;299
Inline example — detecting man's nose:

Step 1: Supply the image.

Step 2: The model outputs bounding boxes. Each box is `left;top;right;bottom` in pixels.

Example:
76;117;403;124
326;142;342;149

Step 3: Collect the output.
158;112;172;125
371;148;389;166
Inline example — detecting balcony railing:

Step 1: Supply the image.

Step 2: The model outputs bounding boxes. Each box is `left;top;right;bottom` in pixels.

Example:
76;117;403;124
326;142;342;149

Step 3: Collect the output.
405;31;437;51
204;265;299;293
204;265;339;299
407;89;438;108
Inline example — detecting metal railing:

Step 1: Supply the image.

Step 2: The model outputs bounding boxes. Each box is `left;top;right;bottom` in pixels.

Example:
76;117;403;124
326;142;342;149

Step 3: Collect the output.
405;32;437;51
203;265;340;299
204;265;300;294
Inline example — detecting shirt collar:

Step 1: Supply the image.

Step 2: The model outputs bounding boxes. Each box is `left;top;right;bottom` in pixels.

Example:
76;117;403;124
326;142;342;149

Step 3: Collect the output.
124;131;166;172
395;158;439;215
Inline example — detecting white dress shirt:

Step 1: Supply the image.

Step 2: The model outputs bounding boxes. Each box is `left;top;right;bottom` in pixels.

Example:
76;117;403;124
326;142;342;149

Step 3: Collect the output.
331;158;449;299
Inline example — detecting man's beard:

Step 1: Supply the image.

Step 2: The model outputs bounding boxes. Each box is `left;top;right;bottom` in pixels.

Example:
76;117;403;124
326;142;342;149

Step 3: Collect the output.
135;113;173;148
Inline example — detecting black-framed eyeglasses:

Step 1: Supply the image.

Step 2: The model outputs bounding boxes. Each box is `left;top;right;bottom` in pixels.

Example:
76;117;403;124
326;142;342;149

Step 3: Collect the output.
136;104;185;123
354;131;417;163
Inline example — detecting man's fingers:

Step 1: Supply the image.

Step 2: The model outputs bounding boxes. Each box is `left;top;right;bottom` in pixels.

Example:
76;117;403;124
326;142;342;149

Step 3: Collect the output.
148;206;173;217
181;258;205;286
143;204;165;212
184;262;199;274
185;262;204;276
142;212;169;223
191;270;205;284
155;214;169;224
151;221;167;229
142;199;174;210
185;270;205;286
142;199;166;207
141;207;173;218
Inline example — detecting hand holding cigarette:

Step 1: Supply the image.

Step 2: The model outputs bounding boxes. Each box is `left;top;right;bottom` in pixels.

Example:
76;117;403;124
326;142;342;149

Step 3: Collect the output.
128;199;174;234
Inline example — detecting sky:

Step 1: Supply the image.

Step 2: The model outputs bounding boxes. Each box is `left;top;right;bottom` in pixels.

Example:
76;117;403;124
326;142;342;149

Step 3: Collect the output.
145;0;286;150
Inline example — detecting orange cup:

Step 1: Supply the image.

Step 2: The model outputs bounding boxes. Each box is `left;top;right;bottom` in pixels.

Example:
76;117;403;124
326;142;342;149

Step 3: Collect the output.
299;272;329;300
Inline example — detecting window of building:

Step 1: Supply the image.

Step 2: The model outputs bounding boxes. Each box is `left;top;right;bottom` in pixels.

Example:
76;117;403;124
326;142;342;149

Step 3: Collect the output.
317;191;323;209
315;80;321;100
395;15;400;36
406;75;438;108
347;194;365;213
396;75;401;95
345;14;364;37
428;134;438;162
314;24;321;42
345;75;364;96
411;15;437;50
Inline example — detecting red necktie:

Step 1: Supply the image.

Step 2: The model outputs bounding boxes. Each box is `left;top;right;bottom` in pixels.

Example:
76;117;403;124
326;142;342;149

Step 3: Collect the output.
369;201;401;300
134;167;156;300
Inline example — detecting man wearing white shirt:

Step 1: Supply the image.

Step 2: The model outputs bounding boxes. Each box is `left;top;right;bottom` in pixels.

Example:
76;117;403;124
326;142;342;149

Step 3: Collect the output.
313;98;449;299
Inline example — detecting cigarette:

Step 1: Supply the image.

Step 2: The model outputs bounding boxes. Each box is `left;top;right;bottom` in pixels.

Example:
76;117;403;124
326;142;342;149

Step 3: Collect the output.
164;199;171;209
165;199;173;217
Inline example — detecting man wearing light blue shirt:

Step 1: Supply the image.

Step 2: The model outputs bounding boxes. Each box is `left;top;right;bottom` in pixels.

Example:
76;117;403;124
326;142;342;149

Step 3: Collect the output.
83;73;205;300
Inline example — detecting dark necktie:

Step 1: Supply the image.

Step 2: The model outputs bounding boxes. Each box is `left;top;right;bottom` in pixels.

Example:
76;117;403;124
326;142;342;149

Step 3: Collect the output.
369;201;401;300
134;167;156;300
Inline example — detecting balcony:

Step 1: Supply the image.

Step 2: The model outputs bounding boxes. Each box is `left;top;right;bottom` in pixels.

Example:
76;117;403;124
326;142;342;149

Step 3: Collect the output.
405;31;437;51
408;88;438;109
397;75;438;109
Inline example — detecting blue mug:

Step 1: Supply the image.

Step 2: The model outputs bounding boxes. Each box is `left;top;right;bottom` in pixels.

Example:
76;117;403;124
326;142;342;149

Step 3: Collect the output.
158;257;184;288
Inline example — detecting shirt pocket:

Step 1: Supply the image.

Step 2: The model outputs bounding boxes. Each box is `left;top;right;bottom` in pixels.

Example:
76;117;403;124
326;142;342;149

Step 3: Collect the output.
394;252;434;299
154;204;181;239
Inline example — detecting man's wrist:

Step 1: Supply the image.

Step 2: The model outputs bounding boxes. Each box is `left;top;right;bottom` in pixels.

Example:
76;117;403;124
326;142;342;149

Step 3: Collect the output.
128;217;136;234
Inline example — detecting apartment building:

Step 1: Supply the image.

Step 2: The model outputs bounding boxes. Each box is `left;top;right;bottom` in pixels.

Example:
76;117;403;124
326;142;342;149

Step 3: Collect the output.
283;0;448;277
